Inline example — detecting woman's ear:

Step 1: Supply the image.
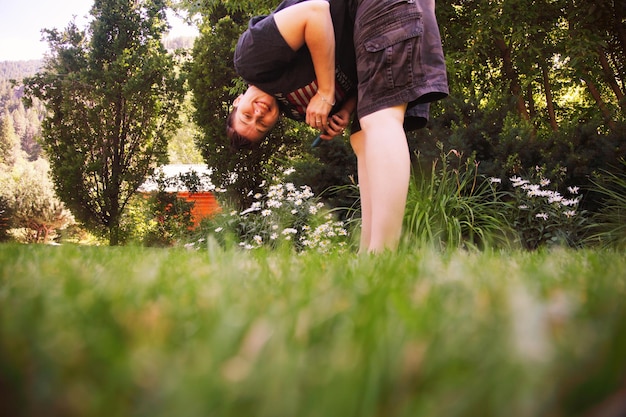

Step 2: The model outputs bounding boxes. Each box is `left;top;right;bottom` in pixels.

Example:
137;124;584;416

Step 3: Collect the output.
233;95;242;107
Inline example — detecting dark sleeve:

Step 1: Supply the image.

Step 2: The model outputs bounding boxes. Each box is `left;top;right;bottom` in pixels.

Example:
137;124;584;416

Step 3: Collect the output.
233;14;298;86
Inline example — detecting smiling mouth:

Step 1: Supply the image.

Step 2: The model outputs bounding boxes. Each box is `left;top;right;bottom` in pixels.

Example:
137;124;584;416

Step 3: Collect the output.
255;101;272;112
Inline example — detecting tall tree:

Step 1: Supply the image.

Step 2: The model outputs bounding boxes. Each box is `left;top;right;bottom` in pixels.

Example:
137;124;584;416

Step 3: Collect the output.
0;113;21;165
24;0;184;245
565;0;625;128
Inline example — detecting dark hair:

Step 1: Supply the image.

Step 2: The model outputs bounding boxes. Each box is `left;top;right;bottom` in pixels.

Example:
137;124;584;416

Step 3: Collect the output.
226;107;259;151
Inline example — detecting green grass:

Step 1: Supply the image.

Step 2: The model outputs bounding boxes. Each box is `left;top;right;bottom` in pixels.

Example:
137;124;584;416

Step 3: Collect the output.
1;244;625;417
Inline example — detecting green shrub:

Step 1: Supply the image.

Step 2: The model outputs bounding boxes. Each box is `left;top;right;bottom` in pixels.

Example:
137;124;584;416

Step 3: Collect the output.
0;195;12;242
120;191;195;247
403;143;514;250
586;160;626;248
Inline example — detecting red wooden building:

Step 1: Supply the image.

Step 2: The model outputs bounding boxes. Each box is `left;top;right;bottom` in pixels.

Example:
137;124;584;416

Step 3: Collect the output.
140;164;221;227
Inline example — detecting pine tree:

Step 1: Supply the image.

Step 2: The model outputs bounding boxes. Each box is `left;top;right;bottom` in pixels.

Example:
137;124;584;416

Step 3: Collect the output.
24;0;184;245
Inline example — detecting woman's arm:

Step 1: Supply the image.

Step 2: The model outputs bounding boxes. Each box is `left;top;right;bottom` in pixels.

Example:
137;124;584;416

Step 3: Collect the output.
273;1;336;129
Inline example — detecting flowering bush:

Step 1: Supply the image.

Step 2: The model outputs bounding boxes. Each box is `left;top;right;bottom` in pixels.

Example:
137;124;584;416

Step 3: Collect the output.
196;169;351;253
502;167;586;249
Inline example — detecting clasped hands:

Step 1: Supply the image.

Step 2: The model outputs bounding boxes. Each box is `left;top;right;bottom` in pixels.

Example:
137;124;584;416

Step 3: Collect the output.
305;92;349;140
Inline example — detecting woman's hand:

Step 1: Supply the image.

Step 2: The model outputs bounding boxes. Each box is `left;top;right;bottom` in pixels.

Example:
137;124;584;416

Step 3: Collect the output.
306;91;335;130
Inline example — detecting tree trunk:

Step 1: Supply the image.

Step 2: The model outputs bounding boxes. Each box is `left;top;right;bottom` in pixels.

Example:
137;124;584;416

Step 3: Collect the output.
527;82;536;120
613;0;626;69
597;47;626;114
108;223;121;246
581;71;617;131
541;61;559;131
494;37;530;121
108;93;124;246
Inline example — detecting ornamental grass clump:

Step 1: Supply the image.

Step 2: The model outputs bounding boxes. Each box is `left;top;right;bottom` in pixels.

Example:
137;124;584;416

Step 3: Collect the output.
404;143;513;251
507;166;585;250
586;160;626;248
196;170;351;253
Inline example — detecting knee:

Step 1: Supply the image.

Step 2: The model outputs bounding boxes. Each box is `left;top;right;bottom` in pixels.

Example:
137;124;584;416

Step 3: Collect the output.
349;131;365;155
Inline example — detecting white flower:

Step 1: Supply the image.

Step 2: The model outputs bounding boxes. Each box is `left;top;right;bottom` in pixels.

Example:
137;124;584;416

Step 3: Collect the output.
282;228;298;235
240;202;262;215
270;233;278;240
300;186;314;199
536;213;549;220
254;193;263;199
261;209;272;217
540;178;551;187
215;227;223;233
510;176;529;187
564;210;576;218
489;177;502;184
309;206;318;215
526;184;542;197
283;168;296;176
567;186;580;195
267;199;283;208
562;198;580;207
548;192;563;204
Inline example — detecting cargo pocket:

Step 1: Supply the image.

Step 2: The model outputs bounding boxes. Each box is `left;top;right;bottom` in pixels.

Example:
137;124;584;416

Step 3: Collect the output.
361;10;423;90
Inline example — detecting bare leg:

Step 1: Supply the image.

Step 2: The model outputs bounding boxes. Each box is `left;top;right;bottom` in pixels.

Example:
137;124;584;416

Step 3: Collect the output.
359;104;410;253
350;130;371;252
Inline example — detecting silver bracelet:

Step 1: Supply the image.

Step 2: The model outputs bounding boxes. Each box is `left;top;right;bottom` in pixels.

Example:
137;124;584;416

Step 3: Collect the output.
318;92;336;106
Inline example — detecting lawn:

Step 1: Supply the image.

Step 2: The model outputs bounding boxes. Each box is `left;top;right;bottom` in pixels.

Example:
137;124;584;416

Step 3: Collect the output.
1;244;625;417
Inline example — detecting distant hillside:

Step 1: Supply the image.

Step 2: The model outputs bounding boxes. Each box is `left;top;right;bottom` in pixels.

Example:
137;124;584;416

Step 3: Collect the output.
0;37;192;81
0;60;44;82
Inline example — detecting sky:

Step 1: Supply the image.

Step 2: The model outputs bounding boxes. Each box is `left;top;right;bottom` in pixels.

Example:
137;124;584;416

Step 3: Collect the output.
0;0;198;61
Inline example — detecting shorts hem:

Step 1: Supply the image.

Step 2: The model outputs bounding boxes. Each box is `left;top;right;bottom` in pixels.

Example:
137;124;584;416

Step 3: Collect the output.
357;83;448;120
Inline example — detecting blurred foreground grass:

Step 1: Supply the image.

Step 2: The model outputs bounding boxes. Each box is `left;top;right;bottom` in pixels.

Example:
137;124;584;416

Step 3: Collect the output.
1;244;625;417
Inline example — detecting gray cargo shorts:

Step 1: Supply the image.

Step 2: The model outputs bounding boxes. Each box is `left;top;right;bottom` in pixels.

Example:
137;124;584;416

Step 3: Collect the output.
353;0;448;130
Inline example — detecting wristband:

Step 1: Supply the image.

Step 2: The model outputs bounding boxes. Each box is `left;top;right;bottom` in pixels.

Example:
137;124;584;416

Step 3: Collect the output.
318;92;335;106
